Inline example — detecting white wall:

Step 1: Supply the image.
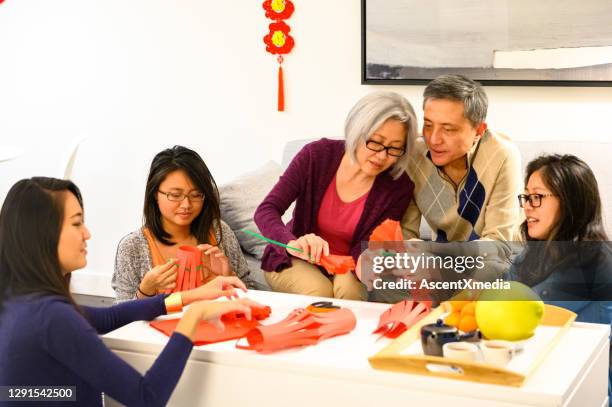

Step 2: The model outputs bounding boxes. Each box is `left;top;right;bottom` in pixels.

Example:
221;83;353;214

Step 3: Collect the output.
1;0;611;296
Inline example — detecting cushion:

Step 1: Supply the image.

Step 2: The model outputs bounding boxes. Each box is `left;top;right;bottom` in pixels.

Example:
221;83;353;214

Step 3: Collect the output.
219;161;292;259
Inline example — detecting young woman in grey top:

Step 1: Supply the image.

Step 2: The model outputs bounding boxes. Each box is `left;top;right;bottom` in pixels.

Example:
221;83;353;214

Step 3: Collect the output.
112;146;253;302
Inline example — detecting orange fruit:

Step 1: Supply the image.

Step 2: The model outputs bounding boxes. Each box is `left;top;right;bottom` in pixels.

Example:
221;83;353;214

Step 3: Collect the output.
441;301;453;313
458;314;478;333
450;300;470;312
460;302;477;317
445;312;461;327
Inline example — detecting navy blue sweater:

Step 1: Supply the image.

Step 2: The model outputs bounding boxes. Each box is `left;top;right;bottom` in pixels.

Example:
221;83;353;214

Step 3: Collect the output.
0;293;193;406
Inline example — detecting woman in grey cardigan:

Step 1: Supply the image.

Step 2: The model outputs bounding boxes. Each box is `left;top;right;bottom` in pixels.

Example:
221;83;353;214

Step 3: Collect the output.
112;146;253;302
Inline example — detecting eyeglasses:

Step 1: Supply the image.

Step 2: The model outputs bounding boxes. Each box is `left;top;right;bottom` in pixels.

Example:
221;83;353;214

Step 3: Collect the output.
517;193;555;208
158;190;205;202
365;140;406;157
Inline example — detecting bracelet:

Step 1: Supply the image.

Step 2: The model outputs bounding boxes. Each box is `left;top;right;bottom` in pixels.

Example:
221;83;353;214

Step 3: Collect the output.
138;286;155;297
164;292;183;313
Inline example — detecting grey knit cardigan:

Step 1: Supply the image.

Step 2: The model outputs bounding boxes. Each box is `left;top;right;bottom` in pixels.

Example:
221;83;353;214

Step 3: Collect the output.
112;220;253;301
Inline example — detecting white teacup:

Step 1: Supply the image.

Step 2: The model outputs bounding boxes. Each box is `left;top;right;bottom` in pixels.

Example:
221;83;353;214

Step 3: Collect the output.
481;340;516;366
442;341;478;362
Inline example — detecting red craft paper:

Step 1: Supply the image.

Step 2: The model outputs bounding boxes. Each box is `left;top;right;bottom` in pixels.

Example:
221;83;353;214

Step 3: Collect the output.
319;254;355;275
172;245;205;293
237;308;356;353
150;306;272;346
373;300;432;339
223;305;272;321
369;219;403;242
315;219;401;275
151;318;259;345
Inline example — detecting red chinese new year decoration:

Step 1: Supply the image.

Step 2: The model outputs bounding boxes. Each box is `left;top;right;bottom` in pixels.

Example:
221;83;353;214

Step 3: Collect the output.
369;219;404;242
366;219;432;300
263;0;295;111
314;219;402;275
319;254;355;275
150;305;272;346
263;0;294;20
170;245;208;293
373;300;432;339
237;308;356;353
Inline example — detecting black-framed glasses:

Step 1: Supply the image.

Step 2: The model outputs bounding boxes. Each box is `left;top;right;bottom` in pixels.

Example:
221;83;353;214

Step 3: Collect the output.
518;193;555;208
158;190;205;202
365;140;406;157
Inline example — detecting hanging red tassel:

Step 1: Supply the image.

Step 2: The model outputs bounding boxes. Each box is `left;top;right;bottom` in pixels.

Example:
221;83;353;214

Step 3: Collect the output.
278;61;285;111
263;1;294;112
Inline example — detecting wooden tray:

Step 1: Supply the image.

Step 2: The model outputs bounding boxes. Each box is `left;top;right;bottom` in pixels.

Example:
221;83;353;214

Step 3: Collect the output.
368;304;577;386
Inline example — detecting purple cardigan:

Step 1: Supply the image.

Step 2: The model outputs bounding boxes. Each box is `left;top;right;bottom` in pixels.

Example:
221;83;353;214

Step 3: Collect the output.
254;138;414;272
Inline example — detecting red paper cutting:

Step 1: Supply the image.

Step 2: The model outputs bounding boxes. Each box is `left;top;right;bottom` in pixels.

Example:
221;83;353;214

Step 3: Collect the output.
237;308;356;353
223;305;272;321
319;254;355;275
373;300;432;339
150;305;272;346
315;219;401;275
369;219;403;242
151;318;259;345
171;245;207;293
366;219;434;300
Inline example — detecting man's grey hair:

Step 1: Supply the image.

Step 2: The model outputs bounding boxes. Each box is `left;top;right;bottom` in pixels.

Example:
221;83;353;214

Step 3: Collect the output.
423;74;488;127
344;91;418;179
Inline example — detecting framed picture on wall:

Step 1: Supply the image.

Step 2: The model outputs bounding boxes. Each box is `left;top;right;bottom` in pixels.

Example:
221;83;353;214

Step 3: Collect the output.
362;0;612;86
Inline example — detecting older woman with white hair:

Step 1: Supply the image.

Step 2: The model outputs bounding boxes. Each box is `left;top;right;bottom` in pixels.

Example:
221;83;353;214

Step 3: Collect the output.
254;91;418;300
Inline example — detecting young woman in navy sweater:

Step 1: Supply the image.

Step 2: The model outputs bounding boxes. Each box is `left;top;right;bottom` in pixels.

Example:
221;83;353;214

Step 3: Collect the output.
0;177;263;406
510;155;612;404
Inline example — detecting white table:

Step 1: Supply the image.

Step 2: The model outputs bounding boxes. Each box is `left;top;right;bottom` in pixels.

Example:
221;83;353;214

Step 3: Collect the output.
102;291;610;407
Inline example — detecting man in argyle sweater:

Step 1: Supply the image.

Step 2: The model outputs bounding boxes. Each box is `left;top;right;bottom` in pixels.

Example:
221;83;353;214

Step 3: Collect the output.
402;74;522;244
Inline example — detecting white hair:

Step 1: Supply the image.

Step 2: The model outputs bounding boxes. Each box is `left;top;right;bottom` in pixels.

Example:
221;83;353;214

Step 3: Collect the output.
344;91;418;179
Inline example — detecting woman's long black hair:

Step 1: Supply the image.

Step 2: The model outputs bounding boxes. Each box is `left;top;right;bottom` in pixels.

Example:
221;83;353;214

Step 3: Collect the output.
0;177;83;312
143;146;222;246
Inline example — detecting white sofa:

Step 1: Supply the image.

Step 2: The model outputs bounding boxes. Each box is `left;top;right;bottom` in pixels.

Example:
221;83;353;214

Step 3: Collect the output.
70;137;611;300
220;138;612;290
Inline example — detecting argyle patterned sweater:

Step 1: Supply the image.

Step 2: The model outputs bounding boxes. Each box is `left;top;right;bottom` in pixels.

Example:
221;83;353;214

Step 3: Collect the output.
402;130;522;242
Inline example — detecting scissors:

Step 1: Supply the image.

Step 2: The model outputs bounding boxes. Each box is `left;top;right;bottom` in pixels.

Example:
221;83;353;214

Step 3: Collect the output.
306;301;341;313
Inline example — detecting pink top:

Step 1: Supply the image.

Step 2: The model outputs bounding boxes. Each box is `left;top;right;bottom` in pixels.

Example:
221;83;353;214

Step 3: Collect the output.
316;176;369;255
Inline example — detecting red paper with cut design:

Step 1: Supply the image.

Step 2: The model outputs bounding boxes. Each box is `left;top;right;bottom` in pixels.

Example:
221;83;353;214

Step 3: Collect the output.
318;254;355;275
373;300;432;339
150;305;272;345
237;308;356;353
223;305;272;321
367;219;433;301
315;220;401;275
315;219;401;275
369;219;403;242
170;245;208;293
